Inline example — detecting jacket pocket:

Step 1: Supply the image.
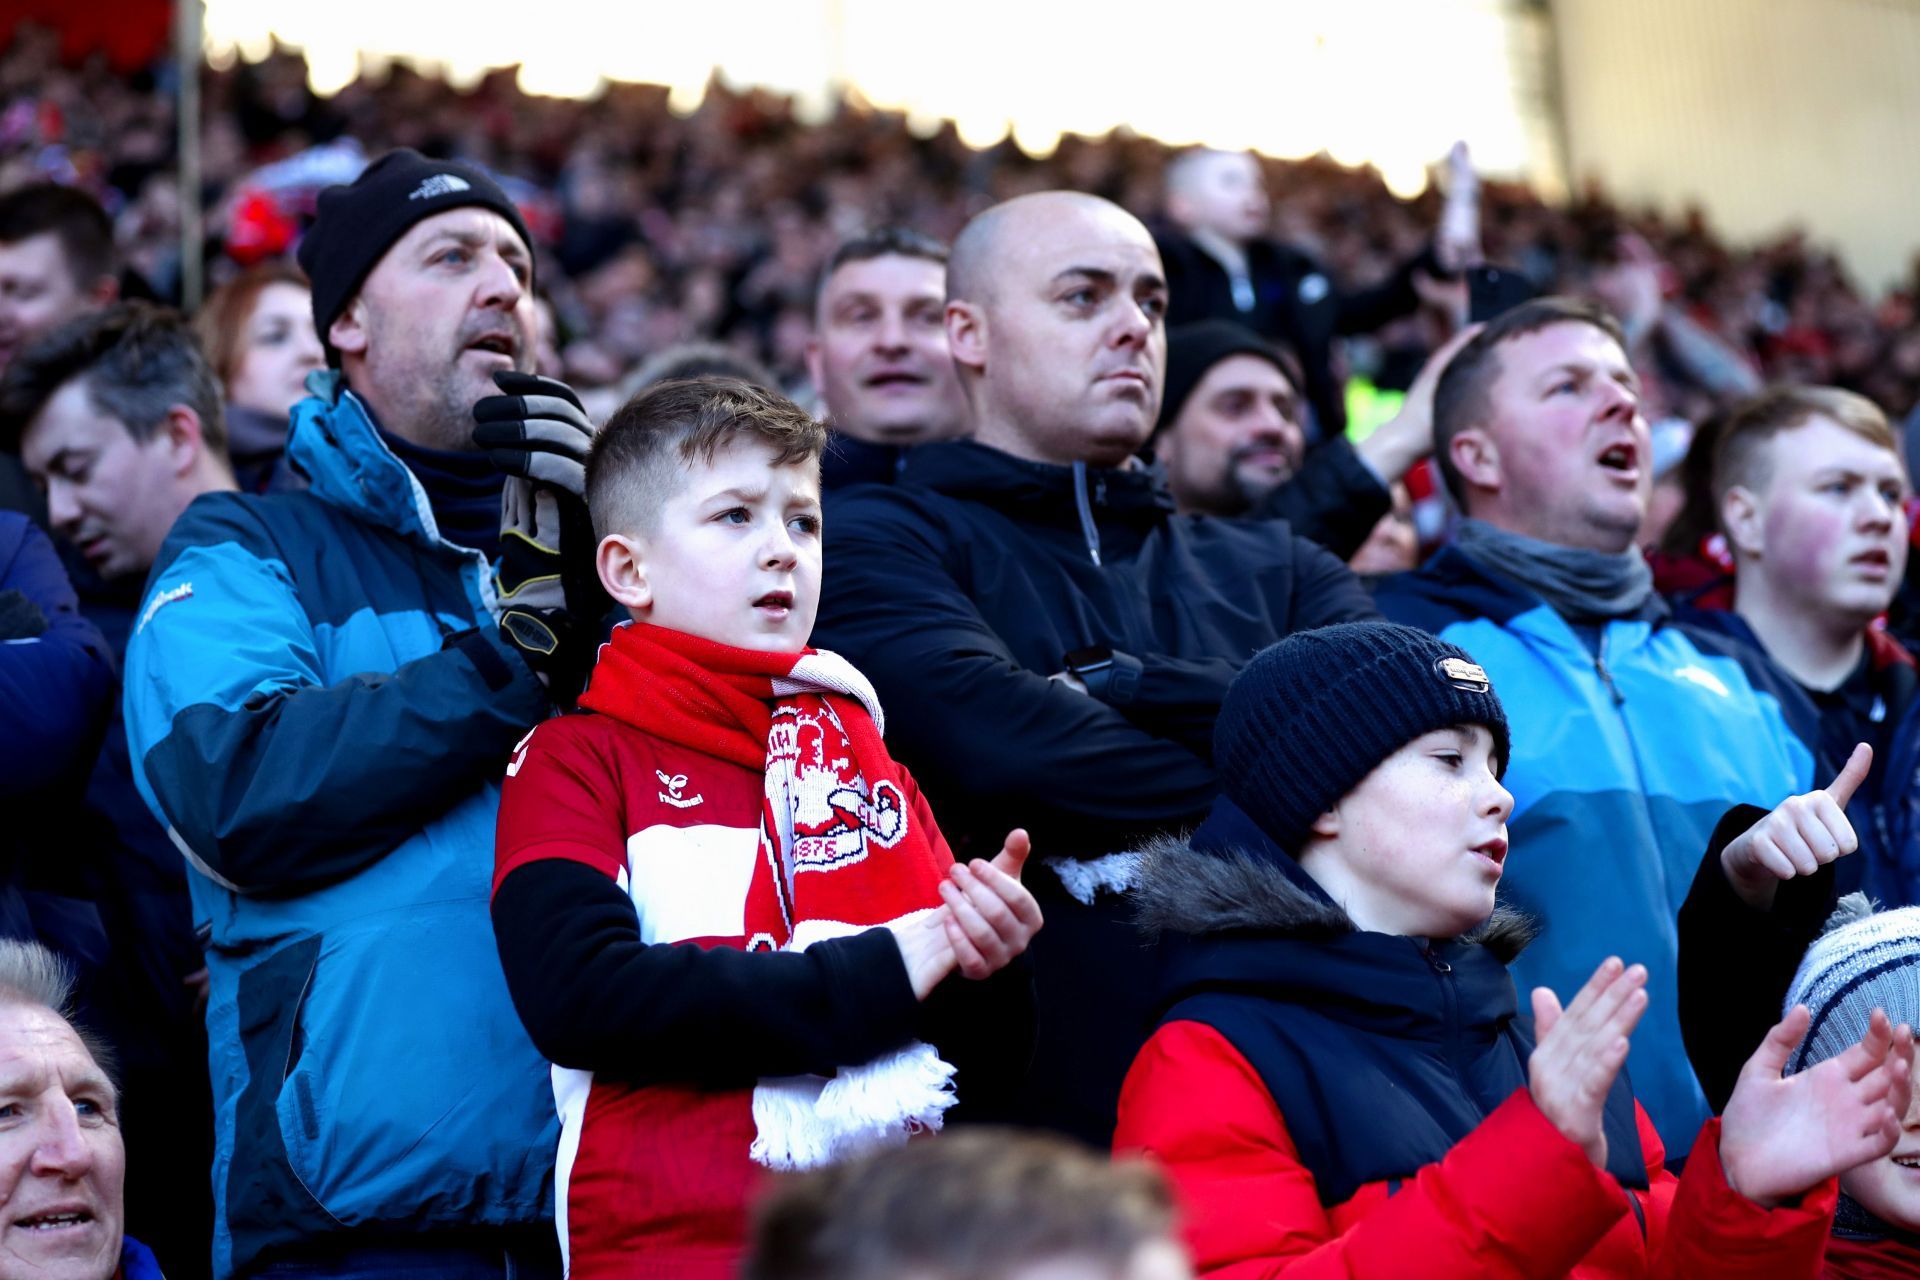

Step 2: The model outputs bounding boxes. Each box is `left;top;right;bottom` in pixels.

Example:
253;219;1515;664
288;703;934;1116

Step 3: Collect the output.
225;933;339;1273
271;901;558;1231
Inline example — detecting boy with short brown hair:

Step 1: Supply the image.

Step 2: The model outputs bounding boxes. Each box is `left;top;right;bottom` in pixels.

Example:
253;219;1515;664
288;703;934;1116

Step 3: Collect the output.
491;377;1041;1280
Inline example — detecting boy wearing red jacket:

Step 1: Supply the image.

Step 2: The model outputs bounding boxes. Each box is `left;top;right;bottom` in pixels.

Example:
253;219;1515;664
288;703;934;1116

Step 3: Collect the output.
1115;620;1913;1279
491;377;1042;1279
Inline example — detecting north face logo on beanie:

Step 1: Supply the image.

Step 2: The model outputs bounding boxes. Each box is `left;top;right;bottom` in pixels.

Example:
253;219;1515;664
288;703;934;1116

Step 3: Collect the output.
299;149;534;366
409;173;472;201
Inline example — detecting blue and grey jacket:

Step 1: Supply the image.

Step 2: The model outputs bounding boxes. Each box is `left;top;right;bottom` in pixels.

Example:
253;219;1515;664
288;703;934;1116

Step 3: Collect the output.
1377;545;1816;1154
123;373;556;1278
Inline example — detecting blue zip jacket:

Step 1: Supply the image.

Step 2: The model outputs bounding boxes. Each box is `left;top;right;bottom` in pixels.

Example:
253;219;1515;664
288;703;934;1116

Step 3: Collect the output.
1376;545;1815;1154
123;373;556;1278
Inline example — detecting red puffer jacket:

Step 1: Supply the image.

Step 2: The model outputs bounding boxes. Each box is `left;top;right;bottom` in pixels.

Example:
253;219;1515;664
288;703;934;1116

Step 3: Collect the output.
1114;804;1839;1280
1117;1019;1836;1279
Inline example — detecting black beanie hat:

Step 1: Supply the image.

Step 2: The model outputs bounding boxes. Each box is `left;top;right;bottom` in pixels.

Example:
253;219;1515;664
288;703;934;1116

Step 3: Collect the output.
1214;621;1512;856
1156;319;1299;434
297;148;534;365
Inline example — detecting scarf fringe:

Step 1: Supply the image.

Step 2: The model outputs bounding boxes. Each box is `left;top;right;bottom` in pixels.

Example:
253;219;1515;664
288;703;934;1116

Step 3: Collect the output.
749;1041;957;1170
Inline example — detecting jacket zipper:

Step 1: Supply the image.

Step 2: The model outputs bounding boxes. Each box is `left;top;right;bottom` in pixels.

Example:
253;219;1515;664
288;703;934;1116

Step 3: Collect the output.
1424;944;1467;1084
1071;460;1104;567
1593;645;1625;706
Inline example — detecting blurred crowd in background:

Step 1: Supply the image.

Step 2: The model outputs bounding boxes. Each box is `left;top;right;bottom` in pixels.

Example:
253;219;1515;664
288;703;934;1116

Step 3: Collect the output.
8;24;1919;430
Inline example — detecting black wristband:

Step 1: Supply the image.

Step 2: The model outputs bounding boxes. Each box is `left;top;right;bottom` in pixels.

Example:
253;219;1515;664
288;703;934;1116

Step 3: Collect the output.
1063;645;1143;706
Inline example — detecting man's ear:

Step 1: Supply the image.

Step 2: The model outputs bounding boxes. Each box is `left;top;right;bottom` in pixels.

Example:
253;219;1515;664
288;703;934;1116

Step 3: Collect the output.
89;274;119;307
1721;485;1764;560
157;405;207;476
597;532;650;613
1449;425;1502;499
946;300;987;374
328;296;370;361
1308;808;1340;841
803;338;826;405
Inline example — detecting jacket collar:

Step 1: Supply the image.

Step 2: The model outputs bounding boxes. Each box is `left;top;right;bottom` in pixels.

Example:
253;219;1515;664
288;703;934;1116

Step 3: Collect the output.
1134;795;1536;961
286;369;467;555
1384;543;1671;641
901;439;1175;531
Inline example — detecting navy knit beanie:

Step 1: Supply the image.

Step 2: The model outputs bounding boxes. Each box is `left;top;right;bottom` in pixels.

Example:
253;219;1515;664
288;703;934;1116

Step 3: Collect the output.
297;148;534;366
1155;319;1302;434
1215;622;1511;855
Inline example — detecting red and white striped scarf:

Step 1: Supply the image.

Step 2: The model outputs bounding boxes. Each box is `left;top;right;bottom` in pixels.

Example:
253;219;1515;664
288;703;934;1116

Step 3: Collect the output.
579;622;957;1167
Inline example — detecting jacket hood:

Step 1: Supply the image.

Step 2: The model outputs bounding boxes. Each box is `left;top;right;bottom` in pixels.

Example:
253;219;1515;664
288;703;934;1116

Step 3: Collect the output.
1132;796;1536;963
286;369;483;566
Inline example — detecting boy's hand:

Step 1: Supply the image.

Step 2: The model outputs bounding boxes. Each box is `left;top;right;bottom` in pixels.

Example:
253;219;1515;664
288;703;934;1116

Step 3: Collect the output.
1527;957;1649;1168
886;911;958;1002
1721;744;1870;910
937;829;1044;981
1719;1006;1914;1206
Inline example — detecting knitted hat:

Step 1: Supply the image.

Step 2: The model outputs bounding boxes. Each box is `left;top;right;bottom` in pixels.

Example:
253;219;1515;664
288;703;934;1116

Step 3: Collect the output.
1214;621;1511;855
297;148;534;366
1156;320;1302;435
1782;894;1920;1074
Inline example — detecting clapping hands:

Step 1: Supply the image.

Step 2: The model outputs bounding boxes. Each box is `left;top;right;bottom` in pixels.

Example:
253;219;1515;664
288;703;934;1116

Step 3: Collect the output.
1719;1006;1914;1206
889;830;1045;1000
1528;958;1650;1168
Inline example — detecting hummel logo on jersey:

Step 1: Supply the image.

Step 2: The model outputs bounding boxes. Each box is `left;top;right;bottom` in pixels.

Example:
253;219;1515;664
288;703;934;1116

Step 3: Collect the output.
656;770;704;808
408;173;472;201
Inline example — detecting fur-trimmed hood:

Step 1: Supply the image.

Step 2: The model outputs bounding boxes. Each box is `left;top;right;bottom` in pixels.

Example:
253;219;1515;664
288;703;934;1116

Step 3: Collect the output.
1132;830;1537;964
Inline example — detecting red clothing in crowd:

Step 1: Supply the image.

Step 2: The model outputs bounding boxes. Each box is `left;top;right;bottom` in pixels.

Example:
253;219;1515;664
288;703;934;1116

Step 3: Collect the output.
1823;1236;1920;1278
1117;1018;1839;1279
496;716;778;1278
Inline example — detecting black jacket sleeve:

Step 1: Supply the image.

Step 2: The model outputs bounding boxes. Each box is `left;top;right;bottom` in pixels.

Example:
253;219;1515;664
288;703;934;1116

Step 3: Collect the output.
492;858;927;1086
1677;804;1838;1112
1255;435;1394;562
1285;533;1385;632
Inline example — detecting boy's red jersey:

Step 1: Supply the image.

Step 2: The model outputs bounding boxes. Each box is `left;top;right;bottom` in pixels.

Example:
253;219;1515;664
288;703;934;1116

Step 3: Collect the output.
495;712;773;1280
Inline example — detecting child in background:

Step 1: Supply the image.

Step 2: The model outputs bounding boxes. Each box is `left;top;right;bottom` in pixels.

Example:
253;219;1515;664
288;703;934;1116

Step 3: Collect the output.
1780;898;1920;1277
1116;620;1913;1279
491;377;1041;1280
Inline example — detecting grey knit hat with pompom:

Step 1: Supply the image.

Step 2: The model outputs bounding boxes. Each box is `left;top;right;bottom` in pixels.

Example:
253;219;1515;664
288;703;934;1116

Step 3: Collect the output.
1782;893;1920;1073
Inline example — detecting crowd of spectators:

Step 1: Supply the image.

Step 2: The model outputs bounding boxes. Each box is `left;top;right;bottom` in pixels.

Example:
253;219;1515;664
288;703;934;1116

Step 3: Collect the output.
7;19;1920;1280
7;24;1920;427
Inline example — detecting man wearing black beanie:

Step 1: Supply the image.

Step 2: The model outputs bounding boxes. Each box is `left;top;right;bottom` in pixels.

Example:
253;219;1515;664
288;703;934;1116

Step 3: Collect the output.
1151;319;1470;560
123;148;574;1278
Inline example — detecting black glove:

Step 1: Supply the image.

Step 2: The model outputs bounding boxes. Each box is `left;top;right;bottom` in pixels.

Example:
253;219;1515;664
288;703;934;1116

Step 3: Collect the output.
493;479;597;705
473;369;593;498
474;370;612;624
0;589;47;641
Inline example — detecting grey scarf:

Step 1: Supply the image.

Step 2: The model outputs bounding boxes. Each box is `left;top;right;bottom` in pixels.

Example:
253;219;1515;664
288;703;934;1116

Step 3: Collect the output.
1453;519;1655;622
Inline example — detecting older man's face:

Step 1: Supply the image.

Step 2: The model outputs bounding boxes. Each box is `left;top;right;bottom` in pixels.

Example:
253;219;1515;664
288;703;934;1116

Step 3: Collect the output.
332;207;536;451
0;1003;123;1280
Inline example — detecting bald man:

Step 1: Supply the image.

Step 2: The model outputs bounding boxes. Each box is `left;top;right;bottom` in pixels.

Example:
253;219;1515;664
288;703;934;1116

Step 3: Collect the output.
812;192;1377;1146
1156;147;1447;436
